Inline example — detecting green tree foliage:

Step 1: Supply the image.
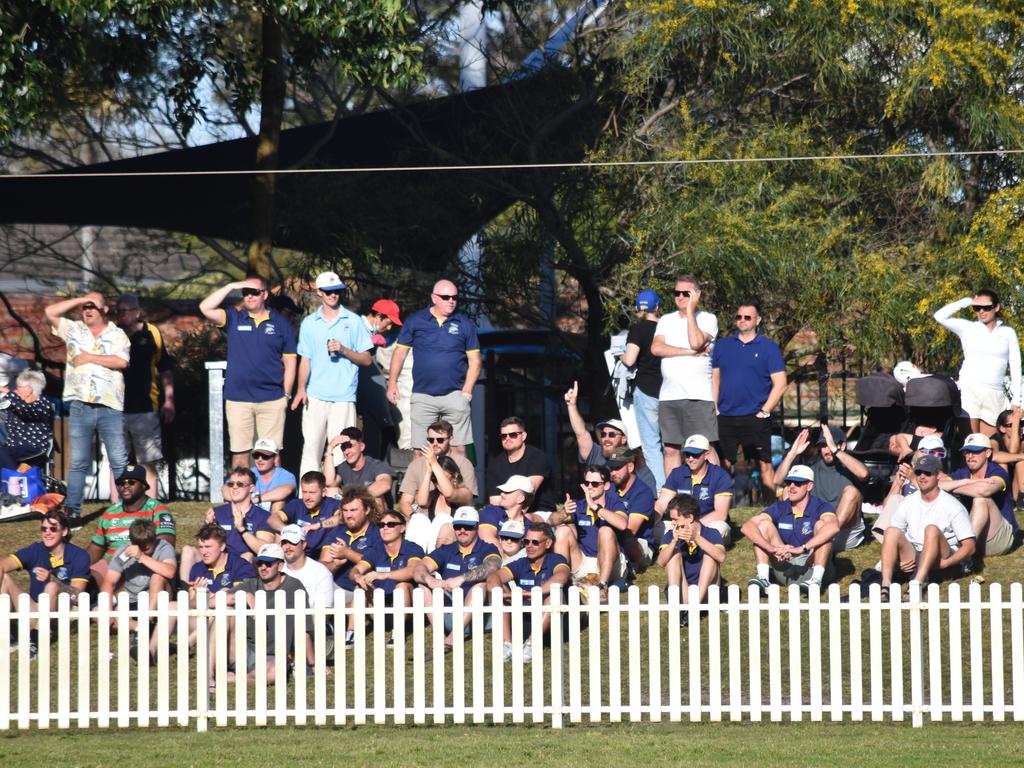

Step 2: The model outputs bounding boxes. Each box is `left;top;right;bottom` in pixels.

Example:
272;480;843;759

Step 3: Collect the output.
607;0;1024;370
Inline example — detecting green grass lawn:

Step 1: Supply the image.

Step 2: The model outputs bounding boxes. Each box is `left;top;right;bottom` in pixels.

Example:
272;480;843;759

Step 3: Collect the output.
2;721;1023;767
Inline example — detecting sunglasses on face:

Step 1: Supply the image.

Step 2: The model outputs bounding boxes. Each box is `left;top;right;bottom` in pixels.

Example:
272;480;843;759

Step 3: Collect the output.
598;430;622;438
735;314;754;321
434;293;458;301
240;287;264;297
40;525;61;533
914;470;936;477
321;288;344;296
674;290;691;297
523;538;546;546
499;535;522;542
256;560;281;567
921;448;947;458
972;304;994;312
253;453;275;460
426;436;448;444
783;479;809;487
117;479;141;486
453;524;475;532
501;431;523;439
225;481;251;488
379;521;404;529
81;303;99;311
685;451;707;459
582;480;604;488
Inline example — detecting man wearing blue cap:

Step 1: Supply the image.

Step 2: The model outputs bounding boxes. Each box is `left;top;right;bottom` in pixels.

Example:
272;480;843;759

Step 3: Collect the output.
621;288;666;488
293;271;374;475
711;301;787;498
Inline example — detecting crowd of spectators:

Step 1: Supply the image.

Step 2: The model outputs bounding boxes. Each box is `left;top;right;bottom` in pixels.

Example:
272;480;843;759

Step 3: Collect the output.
1;275;1021;668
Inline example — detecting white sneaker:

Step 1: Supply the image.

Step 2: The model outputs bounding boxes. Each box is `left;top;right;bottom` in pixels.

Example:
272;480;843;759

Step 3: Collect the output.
522;640;533;664
502;641;514;662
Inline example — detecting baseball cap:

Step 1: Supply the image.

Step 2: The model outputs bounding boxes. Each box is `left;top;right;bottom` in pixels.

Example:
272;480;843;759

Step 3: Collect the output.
892;360;923;385
913;454;942;474
918;434;945;451
961;433;991;453
255;543;286;562
498;519;526;540
636;289;661;312
496;475;534;495
784;465;815;483
315;271;346;291
596;418;627;435
280;524;306;544
816;426;847;446
452;506;479;526
371;299;402;326
116;464;150;489
605;446;635;468
683;434;711;455
252;438;280;455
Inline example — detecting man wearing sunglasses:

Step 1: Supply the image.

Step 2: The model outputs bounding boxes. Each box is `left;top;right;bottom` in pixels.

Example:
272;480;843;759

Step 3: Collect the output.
741;464;839;594
880;454;976;595
711;301;787;498
45;291;131;525
655;434;734;543
941;432;1018;559
398;419;477;520
487;522;570;663
651;274;720;477
351;510;424;606
293;272;374;475
322;426;394;508
934;288;1021;436
87;465;176;581
413;506;500;648
485;416;556;513
870;435;947;544
202;468;276;563
387;279;481;455
199;276;297;469
564;382;658;493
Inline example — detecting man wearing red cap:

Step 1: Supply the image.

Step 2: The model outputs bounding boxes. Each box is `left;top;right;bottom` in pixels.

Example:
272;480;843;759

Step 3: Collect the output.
359;299;407;458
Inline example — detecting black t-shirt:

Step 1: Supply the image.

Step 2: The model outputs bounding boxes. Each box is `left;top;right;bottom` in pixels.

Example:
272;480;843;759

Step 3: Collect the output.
124;323;173;414
486;444;556;511
625;319;662;397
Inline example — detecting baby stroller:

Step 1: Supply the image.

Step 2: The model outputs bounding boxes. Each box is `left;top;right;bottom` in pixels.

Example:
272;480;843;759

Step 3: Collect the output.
903;374;965;469
849;372;907;503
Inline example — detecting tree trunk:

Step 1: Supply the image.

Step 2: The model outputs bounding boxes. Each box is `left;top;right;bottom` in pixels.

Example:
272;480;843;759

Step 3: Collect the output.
247;12;285;279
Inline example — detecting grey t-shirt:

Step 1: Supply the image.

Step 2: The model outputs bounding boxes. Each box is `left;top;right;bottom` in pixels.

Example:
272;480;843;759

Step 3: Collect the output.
108;539;177;598
336;455;393;487
808;457;856;505
236;574;313;655
581;443;659;495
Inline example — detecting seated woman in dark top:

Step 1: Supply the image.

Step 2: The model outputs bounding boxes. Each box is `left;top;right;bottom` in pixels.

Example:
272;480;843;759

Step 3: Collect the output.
0;370;55;469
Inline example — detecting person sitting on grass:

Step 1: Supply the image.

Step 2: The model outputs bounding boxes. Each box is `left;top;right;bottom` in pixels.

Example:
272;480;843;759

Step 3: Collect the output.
412;506;500;650
880;454;976;599
272;470;341;559
99;519;177;657
351;509;424;606
0;509;90;657
478;474;537;546
486;522;571;663
184;523;255;651
741;464;839;595
655;494;725;617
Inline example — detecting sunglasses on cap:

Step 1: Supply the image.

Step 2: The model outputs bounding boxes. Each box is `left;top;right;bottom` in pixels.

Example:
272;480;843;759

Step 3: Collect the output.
972;304;995;312
674;290;691;297
241;287;264;297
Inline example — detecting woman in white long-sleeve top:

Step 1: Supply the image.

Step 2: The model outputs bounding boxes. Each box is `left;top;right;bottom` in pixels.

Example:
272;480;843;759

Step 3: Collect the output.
934;289;1022;436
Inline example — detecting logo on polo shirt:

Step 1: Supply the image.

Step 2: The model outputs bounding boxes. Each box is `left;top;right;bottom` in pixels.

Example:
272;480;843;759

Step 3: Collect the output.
801;521;813;537
448;323;460;335
263;323;277;335
354;538;370;551
54;566;68;581
699;487;710;501
465;556;480;568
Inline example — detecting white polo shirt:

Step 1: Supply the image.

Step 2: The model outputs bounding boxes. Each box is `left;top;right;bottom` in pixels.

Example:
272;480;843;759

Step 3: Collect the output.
655;310;718;401
889;489;974;552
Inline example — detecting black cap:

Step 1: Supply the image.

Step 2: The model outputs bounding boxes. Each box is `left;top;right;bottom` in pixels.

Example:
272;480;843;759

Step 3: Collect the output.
116;464;150;490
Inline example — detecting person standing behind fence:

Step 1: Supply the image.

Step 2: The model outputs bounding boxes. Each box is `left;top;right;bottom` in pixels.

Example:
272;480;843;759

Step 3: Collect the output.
387;279;481;455
620;288;665;489
711;301;787;498
114;293;175;497
199;276;297;470
45;291;131;525
292;272;373;475
651;275;720;477
933;289;1022;436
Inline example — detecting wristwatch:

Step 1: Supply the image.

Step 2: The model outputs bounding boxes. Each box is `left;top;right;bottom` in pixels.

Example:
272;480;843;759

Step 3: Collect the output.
802;545;811;554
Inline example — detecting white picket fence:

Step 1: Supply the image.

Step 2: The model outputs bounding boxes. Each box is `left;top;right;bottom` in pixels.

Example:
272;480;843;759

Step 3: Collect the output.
3;582;1024;731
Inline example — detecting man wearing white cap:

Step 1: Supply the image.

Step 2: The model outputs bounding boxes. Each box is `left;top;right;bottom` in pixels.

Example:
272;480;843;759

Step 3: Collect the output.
741;464;839;593
871;434;948;543
564;380;658;493
249;437;296;517
280;524;335;609
478;474;536;545
293;271;374;475
942;433;1018;558
655;434;734;543
497;519;527;565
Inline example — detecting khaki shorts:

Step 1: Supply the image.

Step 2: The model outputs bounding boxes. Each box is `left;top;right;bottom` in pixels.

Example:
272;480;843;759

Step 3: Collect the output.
225;397;287;453
575;555;624;584
701;518;732;546
985;515;1015;556
959;381;1008;427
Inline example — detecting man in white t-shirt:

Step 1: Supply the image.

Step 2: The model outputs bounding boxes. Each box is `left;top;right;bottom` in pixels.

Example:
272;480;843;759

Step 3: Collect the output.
280;524;335;608
880;454;976;594
651;275;719;476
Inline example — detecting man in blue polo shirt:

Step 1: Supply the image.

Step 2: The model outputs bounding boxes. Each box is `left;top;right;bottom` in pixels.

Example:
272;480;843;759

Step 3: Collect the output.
293;272;374;475
274;470;342;559
741;464;839;594
605;447;657;571
199;276;297;469
943;432;1018;559
413;506;501;647
387;279;481;454
486;521;570;662
319;485;383;605
656;494;726;613
656;434;735;543
186;523;256;601
711;302;787;498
